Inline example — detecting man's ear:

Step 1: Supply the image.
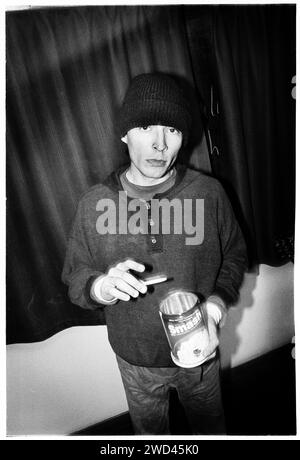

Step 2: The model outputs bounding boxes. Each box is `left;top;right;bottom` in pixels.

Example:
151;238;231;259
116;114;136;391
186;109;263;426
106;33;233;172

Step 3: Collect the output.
121;135;128;144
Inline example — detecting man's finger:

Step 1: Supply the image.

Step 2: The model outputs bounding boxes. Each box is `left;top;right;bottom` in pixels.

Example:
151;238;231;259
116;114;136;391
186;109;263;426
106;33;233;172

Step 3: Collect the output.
117;259;145;273
114;278;139;298
109;287;130;302
109;268;147;294
119;271;147;294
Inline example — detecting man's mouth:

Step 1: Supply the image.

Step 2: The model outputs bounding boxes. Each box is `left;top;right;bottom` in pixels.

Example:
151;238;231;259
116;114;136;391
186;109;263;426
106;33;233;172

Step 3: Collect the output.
146;159;167;167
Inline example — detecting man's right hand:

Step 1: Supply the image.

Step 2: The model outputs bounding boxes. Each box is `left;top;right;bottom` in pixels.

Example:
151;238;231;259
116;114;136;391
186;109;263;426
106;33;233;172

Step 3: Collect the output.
92;259;148;303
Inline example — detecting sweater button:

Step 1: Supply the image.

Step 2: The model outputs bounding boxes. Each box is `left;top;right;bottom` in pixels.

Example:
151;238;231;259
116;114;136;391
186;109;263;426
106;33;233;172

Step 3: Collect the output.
149;219;155;227
151;237;157;244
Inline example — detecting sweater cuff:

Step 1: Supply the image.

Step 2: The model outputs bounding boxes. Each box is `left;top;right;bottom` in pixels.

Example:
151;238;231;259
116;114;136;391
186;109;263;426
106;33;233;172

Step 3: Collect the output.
211;286;234;306
85;275;104;308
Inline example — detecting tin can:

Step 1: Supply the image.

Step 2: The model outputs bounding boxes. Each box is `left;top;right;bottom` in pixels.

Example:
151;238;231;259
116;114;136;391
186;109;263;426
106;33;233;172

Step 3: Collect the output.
159;290;215;368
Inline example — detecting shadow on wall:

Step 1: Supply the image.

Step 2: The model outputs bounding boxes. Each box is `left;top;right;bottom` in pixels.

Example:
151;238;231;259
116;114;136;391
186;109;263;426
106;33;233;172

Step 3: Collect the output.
219;262;295;369
219;267;258;368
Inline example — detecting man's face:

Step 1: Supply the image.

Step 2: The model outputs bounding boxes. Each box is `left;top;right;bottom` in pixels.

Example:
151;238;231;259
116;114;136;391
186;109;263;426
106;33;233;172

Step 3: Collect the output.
121;125;183;185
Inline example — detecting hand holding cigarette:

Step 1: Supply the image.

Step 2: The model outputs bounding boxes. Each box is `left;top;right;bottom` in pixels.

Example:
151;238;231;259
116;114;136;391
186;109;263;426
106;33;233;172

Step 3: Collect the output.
93;259;168;303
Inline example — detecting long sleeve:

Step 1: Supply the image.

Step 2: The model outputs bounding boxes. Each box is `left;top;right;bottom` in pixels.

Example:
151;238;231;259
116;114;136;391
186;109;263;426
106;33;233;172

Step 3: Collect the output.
62;199;103;310
212;183;248;306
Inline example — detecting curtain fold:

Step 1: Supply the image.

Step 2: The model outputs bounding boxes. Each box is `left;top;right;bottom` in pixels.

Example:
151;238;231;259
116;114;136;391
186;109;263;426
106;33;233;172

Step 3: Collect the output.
185;4;295;267
6;6;210;344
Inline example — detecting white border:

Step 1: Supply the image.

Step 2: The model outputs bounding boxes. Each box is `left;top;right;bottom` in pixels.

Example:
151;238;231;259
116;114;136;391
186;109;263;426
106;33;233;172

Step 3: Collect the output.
1;0;299;442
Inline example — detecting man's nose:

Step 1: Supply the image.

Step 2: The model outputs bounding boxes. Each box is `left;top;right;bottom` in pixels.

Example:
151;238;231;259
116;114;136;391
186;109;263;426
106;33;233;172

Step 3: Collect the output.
153;127;168;152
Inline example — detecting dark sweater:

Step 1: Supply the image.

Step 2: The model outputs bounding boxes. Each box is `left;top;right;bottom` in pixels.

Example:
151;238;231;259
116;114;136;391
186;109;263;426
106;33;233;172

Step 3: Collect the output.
62;164;247;367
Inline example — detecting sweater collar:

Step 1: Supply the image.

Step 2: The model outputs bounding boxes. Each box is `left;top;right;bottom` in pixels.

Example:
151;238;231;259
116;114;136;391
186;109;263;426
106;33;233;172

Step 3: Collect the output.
103;163;196;199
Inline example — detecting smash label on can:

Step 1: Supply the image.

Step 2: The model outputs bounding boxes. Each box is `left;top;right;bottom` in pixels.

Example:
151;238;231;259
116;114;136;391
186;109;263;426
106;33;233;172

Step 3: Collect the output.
168;308;202;336
159;291;212;368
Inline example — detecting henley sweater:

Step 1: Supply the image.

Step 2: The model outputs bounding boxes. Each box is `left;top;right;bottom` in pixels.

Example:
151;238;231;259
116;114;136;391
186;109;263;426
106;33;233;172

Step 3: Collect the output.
62;164;248;367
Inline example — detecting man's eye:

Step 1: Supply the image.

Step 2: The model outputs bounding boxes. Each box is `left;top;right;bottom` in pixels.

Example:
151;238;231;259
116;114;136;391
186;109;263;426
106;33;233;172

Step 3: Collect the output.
169;127;181;134
140;126;151;131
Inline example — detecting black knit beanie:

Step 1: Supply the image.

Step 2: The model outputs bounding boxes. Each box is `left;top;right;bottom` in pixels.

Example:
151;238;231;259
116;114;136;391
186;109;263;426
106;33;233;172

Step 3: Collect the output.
119;73;192;146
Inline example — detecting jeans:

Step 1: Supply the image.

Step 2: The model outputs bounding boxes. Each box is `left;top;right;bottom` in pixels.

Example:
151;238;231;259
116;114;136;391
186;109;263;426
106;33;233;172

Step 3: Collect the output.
116;355;226;435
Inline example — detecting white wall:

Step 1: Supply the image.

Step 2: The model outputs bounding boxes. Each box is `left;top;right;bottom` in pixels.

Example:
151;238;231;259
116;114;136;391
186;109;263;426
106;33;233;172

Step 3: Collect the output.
6;326;128;436
219;263;294;368
6;263;294;436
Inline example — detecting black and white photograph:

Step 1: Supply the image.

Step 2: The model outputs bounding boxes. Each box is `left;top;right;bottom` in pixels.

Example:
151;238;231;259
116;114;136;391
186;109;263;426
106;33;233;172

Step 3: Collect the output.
5;1;297;441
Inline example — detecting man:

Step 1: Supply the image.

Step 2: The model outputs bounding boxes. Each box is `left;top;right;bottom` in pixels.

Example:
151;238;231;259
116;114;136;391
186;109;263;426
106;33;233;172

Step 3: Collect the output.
62;73;247;435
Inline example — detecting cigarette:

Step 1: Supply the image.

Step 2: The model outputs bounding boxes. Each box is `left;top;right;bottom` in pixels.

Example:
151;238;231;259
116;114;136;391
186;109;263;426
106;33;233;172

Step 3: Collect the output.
143;275;168;286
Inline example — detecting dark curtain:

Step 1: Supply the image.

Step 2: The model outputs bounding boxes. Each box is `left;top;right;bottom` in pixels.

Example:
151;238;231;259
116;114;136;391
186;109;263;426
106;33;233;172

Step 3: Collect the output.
7;5;295;345
6;6;210;344
185;5;296;267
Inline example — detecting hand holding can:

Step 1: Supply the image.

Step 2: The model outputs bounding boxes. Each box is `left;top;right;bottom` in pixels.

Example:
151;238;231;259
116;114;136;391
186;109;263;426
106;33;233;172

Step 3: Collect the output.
159;290;216;368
